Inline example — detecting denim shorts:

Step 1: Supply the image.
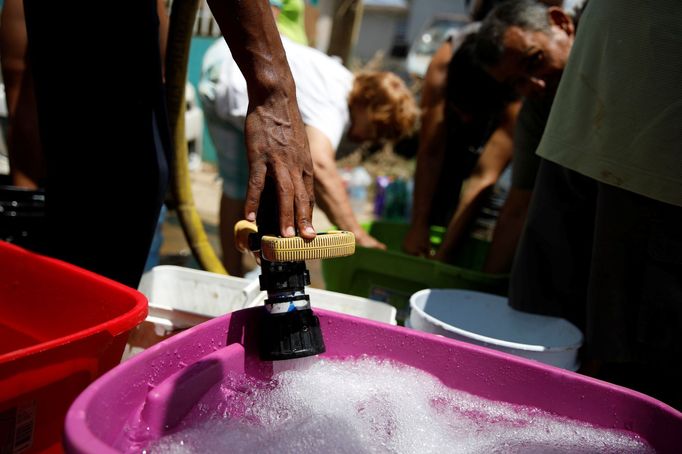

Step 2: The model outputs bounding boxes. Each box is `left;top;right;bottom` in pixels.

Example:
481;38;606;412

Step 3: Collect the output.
202;100;248;200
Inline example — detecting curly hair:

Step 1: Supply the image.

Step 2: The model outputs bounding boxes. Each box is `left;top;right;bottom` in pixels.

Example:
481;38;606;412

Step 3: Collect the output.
347;71;419;142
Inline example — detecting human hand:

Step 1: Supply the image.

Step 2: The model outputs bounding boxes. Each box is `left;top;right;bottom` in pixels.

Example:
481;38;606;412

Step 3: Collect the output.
402;224;431;257
433;246;453;263
243;92;316;240
355;231;387;250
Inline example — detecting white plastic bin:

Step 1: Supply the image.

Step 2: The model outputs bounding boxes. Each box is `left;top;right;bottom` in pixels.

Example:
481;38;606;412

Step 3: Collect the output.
124;266;397;359
138;265;260;319
409;289;583;371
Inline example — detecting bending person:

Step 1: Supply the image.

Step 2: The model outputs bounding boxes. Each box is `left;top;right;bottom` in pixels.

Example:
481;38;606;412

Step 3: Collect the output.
200;36;418;275
433;34;520;265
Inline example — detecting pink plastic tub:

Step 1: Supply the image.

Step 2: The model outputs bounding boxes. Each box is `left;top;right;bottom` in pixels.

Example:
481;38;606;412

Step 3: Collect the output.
64;307;682;453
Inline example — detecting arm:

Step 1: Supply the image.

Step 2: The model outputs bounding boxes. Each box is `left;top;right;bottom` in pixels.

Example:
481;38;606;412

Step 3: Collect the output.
206;0;315;239
156;0;169;79
0;0;44;188
304;1;319;46
482;187;532;274
435;101;520;264
482;98;546;273
306;126;385;249
403;40;453;256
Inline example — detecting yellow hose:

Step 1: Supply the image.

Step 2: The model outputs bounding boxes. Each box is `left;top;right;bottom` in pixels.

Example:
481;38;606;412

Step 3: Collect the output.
165;0;227;274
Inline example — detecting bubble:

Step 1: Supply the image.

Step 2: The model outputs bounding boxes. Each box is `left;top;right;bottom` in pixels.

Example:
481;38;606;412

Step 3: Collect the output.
148;357;654;454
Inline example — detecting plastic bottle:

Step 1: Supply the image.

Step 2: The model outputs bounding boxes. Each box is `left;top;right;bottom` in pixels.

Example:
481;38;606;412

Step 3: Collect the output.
383;178;408;220
348;166;372;215
374;175;390;217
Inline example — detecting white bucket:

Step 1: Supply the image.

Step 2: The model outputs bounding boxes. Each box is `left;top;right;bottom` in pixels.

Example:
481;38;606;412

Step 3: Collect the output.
409;289;583;371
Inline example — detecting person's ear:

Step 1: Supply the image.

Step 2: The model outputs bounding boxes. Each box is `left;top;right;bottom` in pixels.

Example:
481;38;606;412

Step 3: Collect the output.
547;7;575;37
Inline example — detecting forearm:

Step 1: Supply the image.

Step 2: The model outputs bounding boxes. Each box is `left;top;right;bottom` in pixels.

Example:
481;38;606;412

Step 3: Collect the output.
313;157;363;235
303;126;362;235
209;0;315;237
437;177;494;262
437;117;515;262
207;0;295;102
483;189;532;274
411;101;446;228
410;40;452;228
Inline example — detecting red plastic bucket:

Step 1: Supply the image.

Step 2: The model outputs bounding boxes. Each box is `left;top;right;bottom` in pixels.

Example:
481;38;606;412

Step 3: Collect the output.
0;241;147;453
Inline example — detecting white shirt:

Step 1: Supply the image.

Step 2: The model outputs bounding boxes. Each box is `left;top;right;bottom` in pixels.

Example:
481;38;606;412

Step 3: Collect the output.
199;36;354;150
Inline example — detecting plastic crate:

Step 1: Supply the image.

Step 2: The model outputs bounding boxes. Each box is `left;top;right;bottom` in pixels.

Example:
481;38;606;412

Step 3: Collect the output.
322;221;508;322
367;221;491;271
124;266;261;357
0;241;147;453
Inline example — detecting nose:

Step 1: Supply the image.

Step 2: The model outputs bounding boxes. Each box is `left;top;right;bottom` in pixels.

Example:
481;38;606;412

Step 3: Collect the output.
529;76;546;90
517;76;546;97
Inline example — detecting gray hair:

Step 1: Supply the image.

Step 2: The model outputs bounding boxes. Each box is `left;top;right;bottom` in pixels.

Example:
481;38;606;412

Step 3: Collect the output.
475;0;551;68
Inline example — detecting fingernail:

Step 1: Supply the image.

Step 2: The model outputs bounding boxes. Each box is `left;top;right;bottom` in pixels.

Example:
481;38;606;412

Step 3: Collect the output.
246;212;256;221
304;226;316;234
285;226;295;237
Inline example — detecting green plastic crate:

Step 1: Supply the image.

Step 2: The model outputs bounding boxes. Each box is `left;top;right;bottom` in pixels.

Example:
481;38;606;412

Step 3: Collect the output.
322;221;508;323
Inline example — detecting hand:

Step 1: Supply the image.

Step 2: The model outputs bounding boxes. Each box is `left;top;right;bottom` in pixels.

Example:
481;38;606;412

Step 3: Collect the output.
433;247;448;263
402;224;431;257
355;231;387;250
243;91;317;240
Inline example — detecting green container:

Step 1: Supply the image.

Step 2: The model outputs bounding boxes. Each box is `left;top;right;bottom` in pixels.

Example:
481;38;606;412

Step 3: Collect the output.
322;221;508;323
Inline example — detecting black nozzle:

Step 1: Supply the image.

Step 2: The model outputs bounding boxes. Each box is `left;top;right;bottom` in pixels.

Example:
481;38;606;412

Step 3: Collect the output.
256;178;326;361
258;260;325;360
259;308;326;360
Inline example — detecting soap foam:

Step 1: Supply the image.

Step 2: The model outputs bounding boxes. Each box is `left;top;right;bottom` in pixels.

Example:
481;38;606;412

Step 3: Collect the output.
148;356;654;454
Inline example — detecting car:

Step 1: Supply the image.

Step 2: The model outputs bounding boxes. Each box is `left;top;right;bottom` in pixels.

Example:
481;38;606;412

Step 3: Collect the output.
405;13;470;78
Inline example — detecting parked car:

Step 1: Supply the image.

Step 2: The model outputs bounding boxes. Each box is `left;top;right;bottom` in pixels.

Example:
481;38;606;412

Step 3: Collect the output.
405;13;470;78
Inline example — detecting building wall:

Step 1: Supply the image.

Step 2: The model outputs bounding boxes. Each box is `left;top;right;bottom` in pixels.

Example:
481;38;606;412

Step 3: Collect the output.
405;0;467;44
355;10;406;62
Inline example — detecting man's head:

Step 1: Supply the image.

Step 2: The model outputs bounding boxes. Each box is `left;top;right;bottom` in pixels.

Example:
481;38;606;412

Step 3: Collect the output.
347;71;419;143
475;0;574;97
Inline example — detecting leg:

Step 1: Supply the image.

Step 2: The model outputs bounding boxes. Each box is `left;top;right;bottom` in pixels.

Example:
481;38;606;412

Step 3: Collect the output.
508;159;597;331
587;184;682;408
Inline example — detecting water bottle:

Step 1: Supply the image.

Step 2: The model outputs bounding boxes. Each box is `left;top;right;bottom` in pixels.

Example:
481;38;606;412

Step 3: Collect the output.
348;166;372;215
383;178;409;220
374;175;390;217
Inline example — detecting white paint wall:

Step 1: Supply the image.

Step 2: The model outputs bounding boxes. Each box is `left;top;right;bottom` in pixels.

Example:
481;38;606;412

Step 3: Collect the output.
355;10;407;61
405;0;467;43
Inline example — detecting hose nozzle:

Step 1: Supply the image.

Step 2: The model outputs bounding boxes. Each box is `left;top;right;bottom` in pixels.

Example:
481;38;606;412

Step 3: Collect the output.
234;220;355;360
